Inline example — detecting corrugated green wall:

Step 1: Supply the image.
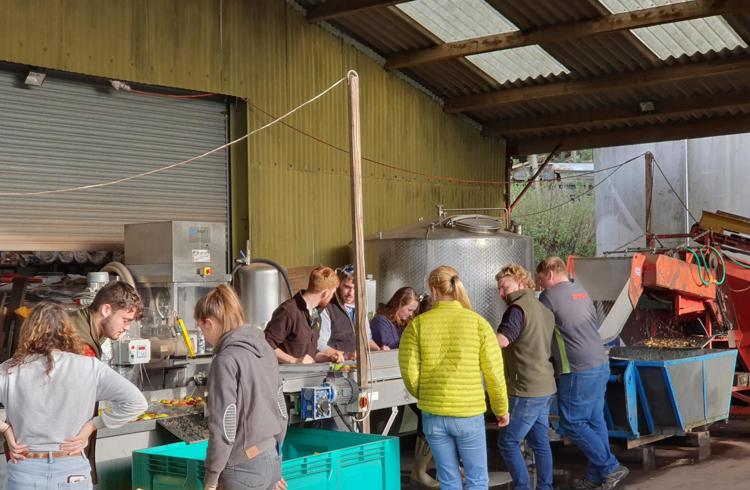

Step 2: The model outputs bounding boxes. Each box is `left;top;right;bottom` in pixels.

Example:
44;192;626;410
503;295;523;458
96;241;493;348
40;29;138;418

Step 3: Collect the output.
0;0;505;267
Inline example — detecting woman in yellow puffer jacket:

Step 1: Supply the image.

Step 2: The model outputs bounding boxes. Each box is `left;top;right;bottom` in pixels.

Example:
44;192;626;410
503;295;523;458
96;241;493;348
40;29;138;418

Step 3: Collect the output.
399;265;509;490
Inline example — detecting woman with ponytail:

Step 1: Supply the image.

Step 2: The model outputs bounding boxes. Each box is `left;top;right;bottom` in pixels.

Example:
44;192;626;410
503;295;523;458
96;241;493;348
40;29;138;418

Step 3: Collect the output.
399;266;509;490
195;285;288;490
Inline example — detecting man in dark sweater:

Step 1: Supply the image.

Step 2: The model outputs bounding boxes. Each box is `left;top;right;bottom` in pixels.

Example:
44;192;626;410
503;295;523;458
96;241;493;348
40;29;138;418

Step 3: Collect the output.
537;257;628;490
264;266;344;364
318;266;380;355
495;263;556;490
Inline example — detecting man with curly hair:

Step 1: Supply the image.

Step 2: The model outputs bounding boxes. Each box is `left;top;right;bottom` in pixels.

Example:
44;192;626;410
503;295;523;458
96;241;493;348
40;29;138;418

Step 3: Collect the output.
69;281;143;359
495;263;556;490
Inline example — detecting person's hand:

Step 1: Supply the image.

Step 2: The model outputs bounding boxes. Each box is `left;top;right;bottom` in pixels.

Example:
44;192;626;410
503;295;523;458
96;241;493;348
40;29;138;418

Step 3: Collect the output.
382;345;391;352
204;484;218;490
60;420;96;455
274;478;288;490
497;413;510;428
300;354;315;364
4;426;28;463
331;351;345;363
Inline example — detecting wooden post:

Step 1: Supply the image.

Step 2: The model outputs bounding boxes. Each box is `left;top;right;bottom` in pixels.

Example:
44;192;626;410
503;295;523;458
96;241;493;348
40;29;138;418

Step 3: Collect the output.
504;153;513;229
510;142;562;212
645;152;655;248
348;70;370;433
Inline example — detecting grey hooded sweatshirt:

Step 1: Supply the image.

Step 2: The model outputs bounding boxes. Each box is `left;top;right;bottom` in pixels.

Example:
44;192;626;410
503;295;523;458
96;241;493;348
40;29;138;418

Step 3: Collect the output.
205;325;288;487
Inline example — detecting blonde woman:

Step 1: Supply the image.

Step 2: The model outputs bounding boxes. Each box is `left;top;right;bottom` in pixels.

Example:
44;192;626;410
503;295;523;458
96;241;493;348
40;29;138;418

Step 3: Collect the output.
399;266;509;490
195;285;287;490
0;302;147;490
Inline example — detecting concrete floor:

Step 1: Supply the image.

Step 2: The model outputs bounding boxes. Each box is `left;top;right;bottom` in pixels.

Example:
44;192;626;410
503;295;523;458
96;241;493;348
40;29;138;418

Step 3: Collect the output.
399;419;750;490
600;420;750;490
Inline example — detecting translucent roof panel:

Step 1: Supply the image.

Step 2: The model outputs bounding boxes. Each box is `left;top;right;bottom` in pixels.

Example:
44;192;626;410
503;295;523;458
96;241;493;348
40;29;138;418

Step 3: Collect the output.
599;0;748;60
397;0;570;83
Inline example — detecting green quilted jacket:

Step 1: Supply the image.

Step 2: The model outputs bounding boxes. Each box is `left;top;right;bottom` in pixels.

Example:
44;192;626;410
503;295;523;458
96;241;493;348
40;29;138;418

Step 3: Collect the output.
399;300;509;417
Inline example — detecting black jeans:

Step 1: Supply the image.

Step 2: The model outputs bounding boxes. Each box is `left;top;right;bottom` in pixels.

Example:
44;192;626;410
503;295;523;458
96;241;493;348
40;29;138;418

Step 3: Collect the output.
219;450;282;490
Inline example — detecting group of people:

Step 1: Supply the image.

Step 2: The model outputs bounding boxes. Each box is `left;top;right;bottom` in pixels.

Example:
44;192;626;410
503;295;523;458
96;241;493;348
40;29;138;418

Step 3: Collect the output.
0;281;287;490
0;255;625;490
260;258;628;490
263;265;420;364
399;258;629;490
262;265;441;486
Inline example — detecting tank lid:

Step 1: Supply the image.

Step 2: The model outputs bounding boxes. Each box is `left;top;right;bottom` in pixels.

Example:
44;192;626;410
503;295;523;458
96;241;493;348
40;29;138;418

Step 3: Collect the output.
445;214;504;235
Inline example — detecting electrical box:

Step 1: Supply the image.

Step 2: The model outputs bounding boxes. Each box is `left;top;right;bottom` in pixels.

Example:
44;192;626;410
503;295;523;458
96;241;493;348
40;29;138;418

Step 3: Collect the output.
112;338;152;365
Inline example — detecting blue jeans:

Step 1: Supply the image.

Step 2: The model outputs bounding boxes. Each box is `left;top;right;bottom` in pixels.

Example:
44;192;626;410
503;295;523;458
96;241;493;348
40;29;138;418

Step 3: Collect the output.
422;412;488;490
220;450;282;490
497;395;554;490
557;363;619;483
6;453;92;490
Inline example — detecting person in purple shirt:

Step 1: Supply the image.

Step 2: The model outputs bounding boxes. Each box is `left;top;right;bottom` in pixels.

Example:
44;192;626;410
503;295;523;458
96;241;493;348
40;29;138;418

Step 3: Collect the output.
370;287;420;349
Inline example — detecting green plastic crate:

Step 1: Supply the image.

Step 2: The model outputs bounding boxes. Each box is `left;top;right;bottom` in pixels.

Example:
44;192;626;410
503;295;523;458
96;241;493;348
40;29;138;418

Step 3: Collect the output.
132;427;400;490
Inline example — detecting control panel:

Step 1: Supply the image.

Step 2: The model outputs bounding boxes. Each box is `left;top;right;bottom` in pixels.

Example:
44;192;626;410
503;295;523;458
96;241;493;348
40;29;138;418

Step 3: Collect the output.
112;338;152;365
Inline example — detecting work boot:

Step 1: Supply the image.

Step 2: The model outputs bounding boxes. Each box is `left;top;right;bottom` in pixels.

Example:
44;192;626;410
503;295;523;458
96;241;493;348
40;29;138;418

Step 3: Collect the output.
601;465;629;490
410;436;440;488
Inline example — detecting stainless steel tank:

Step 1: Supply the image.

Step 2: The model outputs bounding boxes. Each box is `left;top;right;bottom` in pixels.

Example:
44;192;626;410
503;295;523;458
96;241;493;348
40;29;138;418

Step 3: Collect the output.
365;214;534;327
233;263;290;328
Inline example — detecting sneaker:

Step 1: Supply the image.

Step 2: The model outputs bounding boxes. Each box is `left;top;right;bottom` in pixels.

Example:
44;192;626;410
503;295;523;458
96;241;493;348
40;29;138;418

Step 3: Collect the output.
569;479;602;490
601;465;630;490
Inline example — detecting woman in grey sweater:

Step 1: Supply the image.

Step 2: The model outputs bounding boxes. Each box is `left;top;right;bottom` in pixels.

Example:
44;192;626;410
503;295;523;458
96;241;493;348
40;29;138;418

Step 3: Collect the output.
195;285;287;490
0;302;147;490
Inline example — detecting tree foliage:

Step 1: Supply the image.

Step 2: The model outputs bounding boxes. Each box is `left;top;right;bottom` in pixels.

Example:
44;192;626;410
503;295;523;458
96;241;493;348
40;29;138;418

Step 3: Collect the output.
511;183;596;266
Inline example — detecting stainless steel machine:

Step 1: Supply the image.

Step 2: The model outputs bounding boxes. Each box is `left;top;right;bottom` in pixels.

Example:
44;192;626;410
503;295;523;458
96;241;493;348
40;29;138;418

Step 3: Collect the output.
233;259;292;328
366;211;534;327
119;221;229;389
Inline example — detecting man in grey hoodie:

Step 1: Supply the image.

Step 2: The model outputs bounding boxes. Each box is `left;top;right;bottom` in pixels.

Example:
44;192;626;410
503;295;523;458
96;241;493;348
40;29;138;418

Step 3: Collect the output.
196;285;288;490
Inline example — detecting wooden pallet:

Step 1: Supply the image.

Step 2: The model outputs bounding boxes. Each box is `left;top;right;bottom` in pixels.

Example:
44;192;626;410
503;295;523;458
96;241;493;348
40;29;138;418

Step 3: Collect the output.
613;430;711;470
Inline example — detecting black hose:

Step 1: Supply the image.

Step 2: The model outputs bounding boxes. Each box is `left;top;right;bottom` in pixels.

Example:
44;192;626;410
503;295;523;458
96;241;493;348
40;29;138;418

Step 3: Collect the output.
251;258;294;298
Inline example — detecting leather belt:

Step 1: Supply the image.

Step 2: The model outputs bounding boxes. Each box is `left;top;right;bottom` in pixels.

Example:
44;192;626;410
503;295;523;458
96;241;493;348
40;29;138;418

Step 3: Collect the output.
245;437;277;460
25;451;81;460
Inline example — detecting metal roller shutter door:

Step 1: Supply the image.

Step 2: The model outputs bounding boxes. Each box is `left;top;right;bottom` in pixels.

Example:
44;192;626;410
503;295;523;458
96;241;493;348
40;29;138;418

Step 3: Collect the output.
0;69;228;251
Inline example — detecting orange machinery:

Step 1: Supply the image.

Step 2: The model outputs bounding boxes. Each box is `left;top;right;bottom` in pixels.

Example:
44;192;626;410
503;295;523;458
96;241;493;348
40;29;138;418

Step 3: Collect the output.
568;212;750;414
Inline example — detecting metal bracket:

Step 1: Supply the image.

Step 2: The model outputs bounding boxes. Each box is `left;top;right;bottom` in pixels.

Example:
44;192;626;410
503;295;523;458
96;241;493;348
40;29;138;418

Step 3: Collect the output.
381;406;399;435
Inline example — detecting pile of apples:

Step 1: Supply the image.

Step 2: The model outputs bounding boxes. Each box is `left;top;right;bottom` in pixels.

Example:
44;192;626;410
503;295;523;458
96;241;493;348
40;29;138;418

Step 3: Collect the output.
160;395;204;408
134;395;205;421
136;412;170;421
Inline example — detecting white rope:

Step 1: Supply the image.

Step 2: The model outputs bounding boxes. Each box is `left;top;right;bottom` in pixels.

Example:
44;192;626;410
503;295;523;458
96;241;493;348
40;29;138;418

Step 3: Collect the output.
0;76;348;197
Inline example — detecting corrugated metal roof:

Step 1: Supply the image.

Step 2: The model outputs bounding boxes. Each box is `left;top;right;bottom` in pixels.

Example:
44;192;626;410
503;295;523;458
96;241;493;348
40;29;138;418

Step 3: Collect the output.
599;0;747;59
300;0;750;151
397;0;570;83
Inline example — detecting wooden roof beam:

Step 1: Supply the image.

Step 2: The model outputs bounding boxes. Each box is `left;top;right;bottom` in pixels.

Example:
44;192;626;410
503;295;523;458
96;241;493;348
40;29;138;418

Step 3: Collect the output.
386;0;748;69
482;92;750;136
307;0;407;22
509;113;750;156
445;57;750;114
